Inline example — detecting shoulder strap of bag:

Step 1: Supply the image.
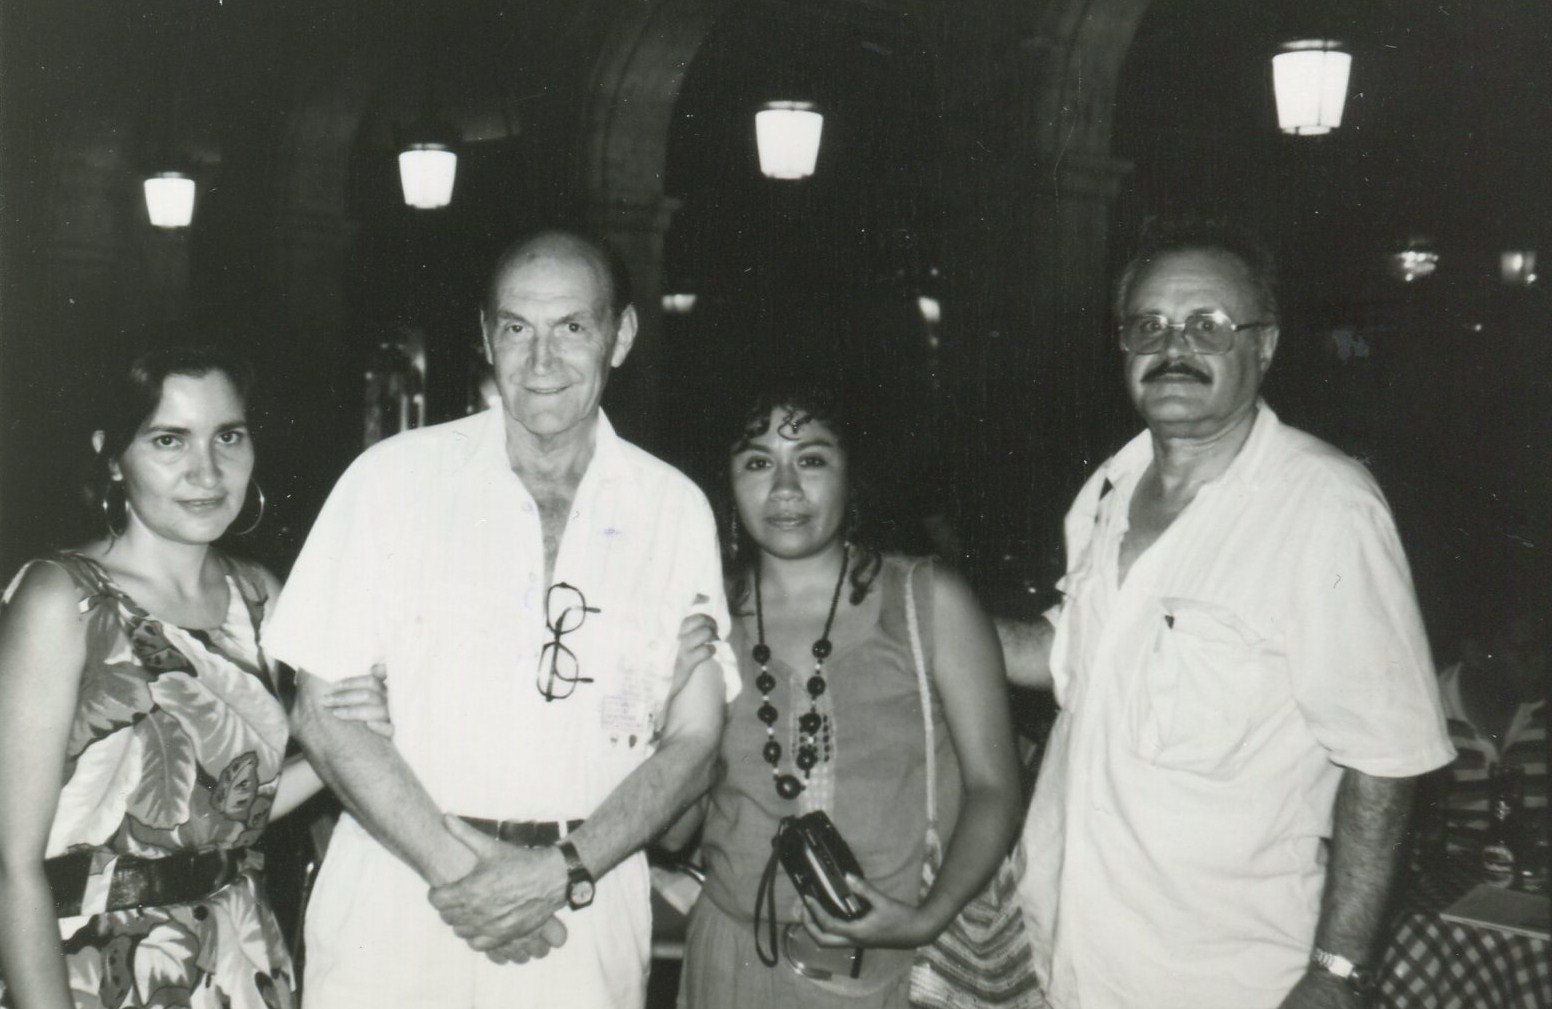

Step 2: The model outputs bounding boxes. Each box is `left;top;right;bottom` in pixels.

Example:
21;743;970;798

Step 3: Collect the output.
904;561;940;844
753;818;787;967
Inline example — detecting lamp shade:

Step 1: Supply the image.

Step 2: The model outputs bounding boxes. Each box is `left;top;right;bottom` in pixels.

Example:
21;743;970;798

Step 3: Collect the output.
755;102;823;179
1272;40;1352;136
143;172;196;229
1389;248;1439;283
398;143;458;209
1502;251;1538;286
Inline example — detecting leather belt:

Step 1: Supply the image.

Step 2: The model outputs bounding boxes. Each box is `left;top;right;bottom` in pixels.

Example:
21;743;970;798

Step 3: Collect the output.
45;847;247;918
460;816;584;847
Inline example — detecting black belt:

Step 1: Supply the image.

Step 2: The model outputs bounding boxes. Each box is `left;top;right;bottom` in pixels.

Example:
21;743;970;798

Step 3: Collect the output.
460;816;584;847
45;847;247;918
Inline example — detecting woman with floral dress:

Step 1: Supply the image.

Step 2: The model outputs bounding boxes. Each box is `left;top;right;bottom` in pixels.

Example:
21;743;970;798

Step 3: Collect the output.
0;348;386;1009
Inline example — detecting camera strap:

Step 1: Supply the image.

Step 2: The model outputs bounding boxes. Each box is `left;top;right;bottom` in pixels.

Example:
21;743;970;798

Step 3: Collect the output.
754;817;791;966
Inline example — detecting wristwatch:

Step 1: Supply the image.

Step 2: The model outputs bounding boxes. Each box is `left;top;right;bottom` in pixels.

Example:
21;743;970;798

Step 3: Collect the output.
556;838;595;910
1309;947;1375;994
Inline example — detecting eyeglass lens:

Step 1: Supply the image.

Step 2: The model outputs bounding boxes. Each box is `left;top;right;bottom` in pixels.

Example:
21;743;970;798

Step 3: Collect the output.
538;640;592;700
1121;313;1238;354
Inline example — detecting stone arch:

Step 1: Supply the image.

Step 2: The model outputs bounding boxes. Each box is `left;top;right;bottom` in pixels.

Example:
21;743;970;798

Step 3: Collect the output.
577;0;724;437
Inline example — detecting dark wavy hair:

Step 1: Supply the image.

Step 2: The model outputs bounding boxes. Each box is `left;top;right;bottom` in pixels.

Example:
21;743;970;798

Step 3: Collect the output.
87;346;256;525
723;382;883;614
1113;216;1280;322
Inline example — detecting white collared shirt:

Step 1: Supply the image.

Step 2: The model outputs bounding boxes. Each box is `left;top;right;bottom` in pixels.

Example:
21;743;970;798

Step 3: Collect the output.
1020;403;1454;1009
265;406;737;1008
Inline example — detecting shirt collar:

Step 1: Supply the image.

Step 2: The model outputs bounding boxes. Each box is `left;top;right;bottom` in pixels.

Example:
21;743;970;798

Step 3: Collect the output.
464;404;627;486
1103;398;1283;495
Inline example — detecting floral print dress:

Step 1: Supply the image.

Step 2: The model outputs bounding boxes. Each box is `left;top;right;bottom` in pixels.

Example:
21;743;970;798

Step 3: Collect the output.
0;552;295;1009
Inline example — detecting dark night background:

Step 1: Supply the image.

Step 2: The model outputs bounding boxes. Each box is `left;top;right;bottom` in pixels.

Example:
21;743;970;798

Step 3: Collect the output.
2;0;1547;654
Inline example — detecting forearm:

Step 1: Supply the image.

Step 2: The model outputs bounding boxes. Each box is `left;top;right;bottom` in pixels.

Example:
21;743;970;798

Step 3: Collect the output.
996;616;1054;691
568;719;720;881
657;794;711;854
1313;768;1416;963
0;867;73;1009
270;752;325;820
917;781;1023;936
293;678;473;886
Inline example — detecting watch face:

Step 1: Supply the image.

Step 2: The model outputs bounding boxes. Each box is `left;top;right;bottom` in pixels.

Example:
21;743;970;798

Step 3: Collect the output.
569;879;595;908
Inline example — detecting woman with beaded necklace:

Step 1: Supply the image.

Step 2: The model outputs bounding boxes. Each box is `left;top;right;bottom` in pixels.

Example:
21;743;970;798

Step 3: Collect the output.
675;385;1024;1008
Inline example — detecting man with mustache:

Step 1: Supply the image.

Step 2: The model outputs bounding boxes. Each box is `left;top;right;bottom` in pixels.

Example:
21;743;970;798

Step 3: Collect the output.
1004;220;1453;1009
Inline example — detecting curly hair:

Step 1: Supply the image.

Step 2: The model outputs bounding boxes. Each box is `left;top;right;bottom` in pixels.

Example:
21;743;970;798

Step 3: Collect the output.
723;382;882;613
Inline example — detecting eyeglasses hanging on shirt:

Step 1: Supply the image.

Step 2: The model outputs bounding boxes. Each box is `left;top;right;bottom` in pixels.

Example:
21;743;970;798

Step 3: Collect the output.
537;582;600;702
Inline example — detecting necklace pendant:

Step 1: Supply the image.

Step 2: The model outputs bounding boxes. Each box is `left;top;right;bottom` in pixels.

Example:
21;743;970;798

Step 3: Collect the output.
757;702;778;726
798;711;821;735
763;740;782;764
753;643;772;665
775;774;803;800
806;675;826;699
795;745;818;771
811;638;832;660
755;671;776;694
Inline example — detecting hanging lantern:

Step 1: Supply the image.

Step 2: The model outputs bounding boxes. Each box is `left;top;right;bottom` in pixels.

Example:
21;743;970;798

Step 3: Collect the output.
1272;40;1352;136
1389;246;1439;283
661;293;699;314
755;101;824;180
398;141;458;209
1501;251;1538;286
143;171;196;229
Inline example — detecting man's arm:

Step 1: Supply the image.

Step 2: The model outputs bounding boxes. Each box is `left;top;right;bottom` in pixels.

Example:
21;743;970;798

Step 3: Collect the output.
995;614;1055;691
1280;769;1415;1009
429;654;726;950
292;669;476;885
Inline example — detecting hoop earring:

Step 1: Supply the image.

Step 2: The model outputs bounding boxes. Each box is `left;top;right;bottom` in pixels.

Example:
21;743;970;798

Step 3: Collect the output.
232;480;266;536
100;479;127;538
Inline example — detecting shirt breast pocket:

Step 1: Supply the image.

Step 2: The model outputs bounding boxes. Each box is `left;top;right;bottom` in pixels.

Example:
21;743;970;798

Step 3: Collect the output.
1132;597;1284;777
595;600;680;749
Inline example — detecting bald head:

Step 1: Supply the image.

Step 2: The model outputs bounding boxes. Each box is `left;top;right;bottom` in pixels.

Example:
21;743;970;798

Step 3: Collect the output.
483;230;633;322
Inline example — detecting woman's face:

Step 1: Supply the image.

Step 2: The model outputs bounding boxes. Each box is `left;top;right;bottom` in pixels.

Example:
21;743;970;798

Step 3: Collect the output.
731;406;849;561
112;370;254;547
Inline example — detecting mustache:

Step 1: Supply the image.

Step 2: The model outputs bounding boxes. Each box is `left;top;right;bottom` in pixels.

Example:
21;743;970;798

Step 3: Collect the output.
1142;361;1211;384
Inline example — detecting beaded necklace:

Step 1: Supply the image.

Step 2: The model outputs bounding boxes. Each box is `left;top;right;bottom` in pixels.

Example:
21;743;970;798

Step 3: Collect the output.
753;544;849;800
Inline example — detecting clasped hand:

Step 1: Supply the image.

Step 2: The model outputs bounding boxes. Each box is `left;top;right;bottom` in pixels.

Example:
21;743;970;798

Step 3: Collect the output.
798;875;937;951
428;815;571;964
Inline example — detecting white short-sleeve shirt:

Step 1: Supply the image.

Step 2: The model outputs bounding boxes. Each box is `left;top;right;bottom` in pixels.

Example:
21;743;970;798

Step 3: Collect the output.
266;407;738;1009
1019;404;1454;1009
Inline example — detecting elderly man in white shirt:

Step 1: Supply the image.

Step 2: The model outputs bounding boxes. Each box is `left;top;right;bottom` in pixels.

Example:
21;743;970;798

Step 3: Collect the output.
1001;221;1454;1009
267;230;738;1009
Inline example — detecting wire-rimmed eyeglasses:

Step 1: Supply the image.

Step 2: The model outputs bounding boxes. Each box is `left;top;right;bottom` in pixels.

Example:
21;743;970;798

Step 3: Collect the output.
1118;310;1273;355
537;582;600;702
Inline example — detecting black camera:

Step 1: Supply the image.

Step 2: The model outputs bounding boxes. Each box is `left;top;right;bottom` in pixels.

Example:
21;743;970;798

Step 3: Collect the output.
775;811;871;920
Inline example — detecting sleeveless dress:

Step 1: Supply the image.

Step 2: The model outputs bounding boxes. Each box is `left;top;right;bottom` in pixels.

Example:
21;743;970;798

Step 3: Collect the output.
0;552;295;1009
679;555;962;1009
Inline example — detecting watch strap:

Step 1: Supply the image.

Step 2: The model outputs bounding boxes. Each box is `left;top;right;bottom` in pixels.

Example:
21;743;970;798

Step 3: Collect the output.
1310;947;1374;991
556;838;594;906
